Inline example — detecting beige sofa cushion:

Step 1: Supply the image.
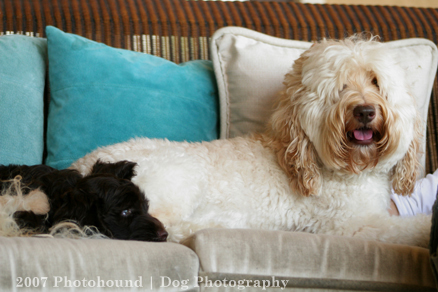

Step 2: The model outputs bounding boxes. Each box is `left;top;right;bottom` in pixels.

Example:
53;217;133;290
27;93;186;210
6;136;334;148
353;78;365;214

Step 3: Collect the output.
183;229;435;291
0;237;200;292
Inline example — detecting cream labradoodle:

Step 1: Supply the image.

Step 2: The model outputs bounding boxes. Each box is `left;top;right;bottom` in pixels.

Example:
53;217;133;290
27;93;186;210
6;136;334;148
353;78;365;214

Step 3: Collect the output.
72;35;430;246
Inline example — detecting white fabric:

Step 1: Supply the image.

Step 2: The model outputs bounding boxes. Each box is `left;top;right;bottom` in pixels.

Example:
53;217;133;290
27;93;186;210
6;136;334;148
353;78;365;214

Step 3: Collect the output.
210;26;438;174
391;169;438;217
211;27;311;139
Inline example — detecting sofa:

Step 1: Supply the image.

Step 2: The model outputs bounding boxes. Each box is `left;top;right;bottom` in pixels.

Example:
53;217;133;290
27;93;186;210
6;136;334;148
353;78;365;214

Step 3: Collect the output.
1;0;438;291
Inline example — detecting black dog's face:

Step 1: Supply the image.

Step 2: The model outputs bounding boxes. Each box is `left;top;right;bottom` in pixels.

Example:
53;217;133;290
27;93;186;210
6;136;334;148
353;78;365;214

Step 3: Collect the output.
69;174;168;242
50;161;168;242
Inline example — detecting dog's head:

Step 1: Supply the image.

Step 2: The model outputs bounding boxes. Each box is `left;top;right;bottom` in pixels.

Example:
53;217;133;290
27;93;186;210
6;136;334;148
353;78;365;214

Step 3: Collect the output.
267;35;422;197
52;161;168;242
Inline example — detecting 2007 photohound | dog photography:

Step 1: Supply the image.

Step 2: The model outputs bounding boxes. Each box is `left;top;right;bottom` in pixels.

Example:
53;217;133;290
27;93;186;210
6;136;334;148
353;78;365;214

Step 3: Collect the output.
15;275;290;290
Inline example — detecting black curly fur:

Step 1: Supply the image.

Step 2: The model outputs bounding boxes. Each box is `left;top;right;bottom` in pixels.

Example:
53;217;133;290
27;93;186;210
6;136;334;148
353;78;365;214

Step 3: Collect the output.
0;161;168;242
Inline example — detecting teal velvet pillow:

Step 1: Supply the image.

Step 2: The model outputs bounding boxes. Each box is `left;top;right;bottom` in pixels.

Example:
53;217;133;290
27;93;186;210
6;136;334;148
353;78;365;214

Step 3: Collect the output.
45;26;219;169
0;35;47;166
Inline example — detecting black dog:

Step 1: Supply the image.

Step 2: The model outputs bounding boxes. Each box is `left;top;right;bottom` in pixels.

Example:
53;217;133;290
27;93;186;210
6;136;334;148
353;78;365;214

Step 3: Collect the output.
0;160;168;242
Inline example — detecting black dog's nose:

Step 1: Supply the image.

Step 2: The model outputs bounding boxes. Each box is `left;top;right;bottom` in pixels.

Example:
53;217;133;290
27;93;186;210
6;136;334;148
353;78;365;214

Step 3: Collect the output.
353;105;376;124
158;230;168;241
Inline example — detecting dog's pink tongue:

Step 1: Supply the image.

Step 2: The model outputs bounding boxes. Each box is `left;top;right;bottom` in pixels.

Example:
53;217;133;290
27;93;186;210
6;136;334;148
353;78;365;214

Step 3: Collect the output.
353;129;373;141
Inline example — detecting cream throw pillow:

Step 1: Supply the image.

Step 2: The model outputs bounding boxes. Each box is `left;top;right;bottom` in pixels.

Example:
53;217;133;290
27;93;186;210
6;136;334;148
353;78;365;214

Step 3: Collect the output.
211;26;438;173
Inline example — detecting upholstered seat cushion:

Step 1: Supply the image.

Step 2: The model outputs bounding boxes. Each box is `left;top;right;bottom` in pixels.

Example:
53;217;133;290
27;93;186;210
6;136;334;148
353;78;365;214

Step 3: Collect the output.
183;229;435;291
0;237;200;292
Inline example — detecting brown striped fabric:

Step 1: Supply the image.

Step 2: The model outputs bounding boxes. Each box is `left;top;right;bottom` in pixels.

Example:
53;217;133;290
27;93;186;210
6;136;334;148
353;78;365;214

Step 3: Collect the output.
3;1;435;63
1;0;437;172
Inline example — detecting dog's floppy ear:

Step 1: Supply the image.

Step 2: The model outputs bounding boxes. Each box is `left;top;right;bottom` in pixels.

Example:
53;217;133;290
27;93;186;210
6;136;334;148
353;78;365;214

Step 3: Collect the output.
51;188;98;224
90;160;138;180
267;89;322;196
264;54;322;197
391;115;422;196
38;169;82;198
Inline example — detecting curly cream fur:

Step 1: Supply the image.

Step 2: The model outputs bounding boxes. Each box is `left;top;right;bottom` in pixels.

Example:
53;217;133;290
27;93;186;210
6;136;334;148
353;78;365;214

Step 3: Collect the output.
0;177;38;237
391;113;423;196
263;89;322;197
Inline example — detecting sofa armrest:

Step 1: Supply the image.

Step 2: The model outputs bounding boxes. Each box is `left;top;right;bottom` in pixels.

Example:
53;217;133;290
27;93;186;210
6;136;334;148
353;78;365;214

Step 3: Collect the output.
0;236;200;291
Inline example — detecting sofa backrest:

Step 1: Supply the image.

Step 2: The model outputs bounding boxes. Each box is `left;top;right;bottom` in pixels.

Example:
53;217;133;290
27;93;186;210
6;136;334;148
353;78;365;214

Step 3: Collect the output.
1;0;437;173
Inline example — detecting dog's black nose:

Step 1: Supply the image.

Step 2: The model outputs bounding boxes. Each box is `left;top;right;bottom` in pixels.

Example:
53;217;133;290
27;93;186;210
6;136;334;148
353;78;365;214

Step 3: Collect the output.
158;230;168;241
353;105;376;124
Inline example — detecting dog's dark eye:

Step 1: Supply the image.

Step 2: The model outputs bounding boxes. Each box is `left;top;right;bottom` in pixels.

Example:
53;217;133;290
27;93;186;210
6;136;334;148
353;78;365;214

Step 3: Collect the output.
372;77;379;88
342;84;347;90
121;209;133;217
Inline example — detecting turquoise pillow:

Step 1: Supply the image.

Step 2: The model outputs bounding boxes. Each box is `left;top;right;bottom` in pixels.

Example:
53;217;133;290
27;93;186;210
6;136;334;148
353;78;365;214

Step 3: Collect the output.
45;26;219;169
0;35;47;166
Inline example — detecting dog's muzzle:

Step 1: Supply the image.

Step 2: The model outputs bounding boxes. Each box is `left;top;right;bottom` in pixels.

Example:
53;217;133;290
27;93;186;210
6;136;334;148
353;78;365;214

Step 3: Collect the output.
348;105;377;145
